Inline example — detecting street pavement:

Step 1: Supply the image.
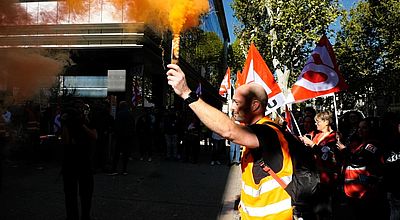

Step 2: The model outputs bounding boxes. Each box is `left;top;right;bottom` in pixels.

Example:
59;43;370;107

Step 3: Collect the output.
0;146;242;220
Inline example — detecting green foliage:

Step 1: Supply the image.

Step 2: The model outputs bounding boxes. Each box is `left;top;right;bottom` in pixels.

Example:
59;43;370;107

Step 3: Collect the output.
180;28;224;87
227;38;246;77
231;0;341;85
335;0;400;113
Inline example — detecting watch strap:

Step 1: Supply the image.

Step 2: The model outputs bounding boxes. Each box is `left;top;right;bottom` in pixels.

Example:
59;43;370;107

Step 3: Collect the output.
184;92;199;105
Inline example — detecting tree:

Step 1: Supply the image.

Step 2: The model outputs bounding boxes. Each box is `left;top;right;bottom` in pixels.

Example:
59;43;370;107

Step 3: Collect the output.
180;28;224;87
335;0;400;115
227;38;246;80
231;0;341;88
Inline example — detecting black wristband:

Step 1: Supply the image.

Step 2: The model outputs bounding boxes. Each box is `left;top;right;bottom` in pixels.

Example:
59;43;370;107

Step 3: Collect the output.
184;91;199;105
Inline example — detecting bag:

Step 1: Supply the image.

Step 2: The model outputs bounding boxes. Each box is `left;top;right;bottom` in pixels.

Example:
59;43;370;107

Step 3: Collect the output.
262;122;320;206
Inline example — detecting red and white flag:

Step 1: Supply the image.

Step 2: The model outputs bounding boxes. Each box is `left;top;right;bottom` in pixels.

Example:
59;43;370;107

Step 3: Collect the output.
287;35;348;103
242;43;286;114
235;70;244;89
219;67;231;98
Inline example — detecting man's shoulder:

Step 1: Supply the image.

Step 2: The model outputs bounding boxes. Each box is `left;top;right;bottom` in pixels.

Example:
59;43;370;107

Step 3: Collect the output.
249;121;282;134
248;123;283;145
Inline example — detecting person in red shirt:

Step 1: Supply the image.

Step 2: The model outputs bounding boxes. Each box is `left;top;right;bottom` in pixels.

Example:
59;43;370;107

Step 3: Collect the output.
336;117;388;220
300;111;341;220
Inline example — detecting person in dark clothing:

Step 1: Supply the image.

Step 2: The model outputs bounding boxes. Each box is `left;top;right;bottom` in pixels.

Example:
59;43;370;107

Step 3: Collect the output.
210;131;224;165
137;110;155;162
336;117;388;220
0;113;6;193
184;115;201;163
381;112;400;220
163;108;179;160
109;101;135;175
61;100;97;220
91;101;114;173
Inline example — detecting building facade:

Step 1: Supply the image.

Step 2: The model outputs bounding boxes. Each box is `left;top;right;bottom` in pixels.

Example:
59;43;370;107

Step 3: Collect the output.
0;0;230;112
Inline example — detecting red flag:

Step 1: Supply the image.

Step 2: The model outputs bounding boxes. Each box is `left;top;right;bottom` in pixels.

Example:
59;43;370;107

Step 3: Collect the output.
287;35;348;103
219;67;231;98
241;43;286;114
285;105;293;133
235;70;244;89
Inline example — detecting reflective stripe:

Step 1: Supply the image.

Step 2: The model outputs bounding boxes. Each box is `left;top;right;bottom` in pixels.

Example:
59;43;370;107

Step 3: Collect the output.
242;175;292;197
346;166;366;171
239;116;293;219
240;197;292;217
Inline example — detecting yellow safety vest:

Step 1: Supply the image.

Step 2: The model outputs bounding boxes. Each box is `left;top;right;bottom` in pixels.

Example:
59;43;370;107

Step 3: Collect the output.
239;116;293;220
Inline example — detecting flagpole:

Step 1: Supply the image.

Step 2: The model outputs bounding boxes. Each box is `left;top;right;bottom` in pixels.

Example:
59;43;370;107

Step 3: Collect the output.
333;93;340;132
290;111;303;136
274;110;292;134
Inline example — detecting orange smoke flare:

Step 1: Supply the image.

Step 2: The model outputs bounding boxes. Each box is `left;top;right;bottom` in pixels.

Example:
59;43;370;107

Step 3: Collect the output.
60;0;210;64
171;34;180;64
122;0;209;34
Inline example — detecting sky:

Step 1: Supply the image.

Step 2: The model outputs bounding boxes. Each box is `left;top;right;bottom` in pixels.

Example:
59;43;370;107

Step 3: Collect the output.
222;0;238;42
223;0;360;43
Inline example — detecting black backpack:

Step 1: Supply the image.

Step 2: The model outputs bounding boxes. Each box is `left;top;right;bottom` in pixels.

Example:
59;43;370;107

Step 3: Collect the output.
262;122;320;208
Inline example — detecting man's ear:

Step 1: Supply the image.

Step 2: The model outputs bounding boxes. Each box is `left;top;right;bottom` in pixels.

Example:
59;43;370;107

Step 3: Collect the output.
251;100;260;112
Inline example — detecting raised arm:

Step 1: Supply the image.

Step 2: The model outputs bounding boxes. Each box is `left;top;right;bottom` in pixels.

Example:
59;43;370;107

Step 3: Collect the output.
166;64;259;148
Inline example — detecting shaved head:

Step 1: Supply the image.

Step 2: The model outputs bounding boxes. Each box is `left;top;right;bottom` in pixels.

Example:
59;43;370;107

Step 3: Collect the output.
236;83;268;109
232;83;268;124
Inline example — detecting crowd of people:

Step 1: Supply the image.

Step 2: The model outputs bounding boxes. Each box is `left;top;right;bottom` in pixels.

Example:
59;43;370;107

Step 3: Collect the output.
0;98;239;220
291;109;400;220
166;63;400;220
1;64;399;220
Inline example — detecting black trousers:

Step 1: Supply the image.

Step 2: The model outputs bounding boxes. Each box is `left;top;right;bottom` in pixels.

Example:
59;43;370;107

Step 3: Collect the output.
112;136;132;172
185;134;200;163
63;170;94;220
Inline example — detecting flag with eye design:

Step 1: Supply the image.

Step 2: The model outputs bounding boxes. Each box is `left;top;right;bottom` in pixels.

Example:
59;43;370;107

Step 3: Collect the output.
286;35;348;103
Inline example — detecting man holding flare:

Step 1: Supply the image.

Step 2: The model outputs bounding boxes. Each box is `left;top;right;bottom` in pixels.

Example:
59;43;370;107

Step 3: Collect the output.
166;64;294;220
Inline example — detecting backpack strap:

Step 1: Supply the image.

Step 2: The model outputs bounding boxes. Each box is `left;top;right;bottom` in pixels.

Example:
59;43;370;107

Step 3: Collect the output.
258;160;288;188
257;120;288;189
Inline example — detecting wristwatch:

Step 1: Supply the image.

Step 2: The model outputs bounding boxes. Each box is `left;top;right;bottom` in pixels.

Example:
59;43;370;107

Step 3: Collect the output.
184;91;199;105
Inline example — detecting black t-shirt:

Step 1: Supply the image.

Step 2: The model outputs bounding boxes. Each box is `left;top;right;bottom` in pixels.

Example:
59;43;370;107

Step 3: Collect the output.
248;124;284;183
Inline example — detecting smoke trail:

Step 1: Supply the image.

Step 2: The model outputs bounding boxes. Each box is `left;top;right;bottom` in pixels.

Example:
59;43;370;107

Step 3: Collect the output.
0;1;65;101
0;49;63;101
122;0;209;34
0;0;209;101
0;0;32;25
42;0;209;33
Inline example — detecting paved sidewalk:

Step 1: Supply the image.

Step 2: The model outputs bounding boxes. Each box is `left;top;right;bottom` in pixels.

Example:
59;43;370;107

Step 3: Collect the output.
219;165;241;220
0;150;242;220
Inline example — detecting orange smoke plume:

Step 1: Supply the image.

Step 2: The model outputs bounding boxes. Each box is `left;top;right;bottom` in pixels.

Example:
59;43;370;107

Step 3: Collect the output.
122;0;209;34
0;0;32;25
0;49;63;101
